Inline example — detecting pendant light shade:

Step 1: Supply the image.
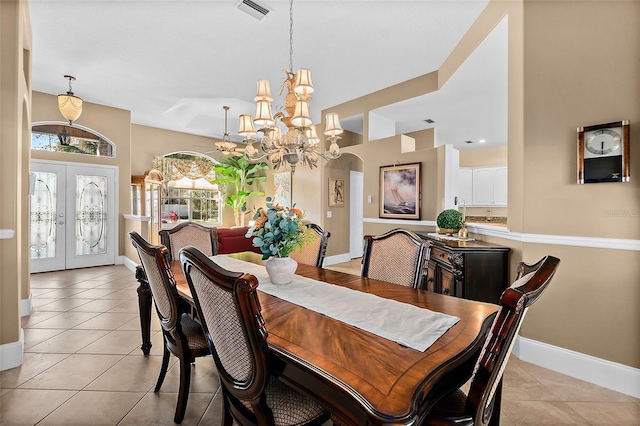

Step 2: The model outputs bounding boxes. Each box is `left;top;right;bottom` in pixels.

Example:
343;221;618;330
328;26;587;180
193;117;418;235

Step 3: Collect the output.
238;114;257;137
324;113;343;136
254;100;275;127
58;75;83;125
293;68;314;98
291;100;312;127
254;80;274;102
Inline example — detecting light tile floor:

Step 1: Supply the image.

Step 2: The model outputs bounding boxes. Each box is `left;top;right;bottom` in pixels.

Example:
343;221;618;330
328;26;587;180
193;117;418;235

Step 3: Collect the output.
1;262;638;425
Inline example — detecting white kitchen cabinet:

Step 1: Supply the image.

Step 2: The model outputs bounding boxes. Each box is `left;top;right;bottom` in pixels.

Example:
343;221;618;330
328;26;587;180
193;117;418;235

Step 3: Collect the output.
458;165;507;206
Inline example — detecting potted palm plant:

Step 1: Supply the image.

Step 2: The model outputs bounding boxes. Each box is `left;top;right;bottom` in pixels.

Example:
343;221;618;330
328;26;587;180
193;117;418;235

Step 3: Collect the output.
211;156;268;227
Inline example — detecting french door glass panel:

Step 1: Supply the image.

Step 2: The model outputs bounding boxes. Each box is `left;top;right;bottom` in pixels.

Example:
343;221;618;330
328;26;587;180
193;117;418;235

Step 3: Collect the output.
30;172;58;259
75;174;108;256
30;161;116;272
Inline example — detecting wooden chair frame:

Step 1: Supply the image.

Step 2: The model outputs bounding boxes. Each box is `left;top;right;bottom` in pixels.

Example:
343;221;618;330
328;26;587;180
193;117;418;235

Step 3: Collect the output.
180;247;330;426
361;228;432;289
129;231;210;423
159;221;218;261
424;255;561;426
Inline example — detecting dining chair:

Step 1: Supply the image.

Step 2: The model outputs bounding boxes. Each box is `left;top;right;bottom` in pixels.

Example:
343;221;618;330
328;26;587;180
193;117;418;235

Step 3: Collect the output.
129;232;210;424
179;246;331;426
423;255;561;426
290;223;331;267
361;228;432;289
159;221;217;261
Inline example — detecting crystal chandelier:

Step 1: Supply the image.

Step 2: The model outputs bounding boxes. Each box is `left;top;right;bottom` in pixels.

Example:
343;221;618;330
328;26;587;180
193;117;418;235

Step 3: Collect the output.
236;0;343;174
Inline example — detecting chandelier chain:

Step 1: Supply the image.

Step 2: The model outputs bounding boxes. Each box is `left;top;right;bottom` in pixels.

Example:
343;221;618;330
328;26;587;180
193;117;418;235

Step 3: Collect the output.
288;0;294;73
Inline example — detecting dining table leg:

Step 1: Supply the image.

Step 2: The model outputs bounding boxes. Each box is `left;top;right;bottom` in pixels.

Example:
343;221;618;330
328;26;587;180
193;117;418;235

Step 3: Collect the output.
135;265;153;355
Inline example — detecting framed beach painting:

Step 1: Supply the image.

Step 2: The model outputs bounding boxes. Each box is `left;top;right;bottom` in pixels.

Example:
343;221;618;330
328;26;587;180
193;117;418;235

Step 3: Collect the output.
328;178;345;206
273;171;292;208
379;162;421;220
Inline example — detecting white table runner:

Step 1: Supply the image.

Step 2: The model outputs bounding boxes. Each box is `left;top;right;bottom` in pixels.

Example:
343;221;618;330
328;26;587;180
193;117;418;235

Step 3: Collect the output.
211;255;459;352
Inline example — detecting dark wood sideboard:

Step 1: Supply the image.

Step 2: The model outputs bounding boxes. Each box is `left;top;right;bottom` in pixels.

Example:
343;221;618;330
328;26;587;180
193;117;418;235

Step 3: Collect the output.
417;232;510;304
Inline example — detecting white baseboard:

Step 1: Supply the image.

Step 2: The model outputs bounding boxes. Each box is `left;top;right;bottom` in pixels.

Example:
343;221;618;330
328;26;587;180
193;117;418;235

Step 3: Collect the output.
121;255;139;273
0;329;24;371
323;253;353;266
20;294;32;317
513;336;640;399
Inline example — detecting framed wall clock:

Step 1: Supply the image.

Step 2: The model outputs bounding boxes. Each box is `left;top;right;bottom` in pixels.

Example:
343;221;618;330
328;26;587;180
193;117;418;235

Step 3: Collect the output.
577;120;630;184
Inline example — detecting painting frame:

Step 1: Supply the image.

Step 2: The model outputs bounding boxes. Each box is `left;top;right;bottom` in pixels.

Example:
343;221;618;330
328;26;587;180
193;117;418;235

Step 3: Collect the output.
328;178;345;207
273;171;292;208
379;162;421;220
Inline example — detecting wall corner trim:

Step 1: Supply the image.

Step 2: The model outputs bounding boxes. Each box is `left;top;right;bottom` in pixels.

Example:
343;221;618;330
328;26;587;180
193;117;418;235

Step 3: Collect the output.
513;335;640;399
20;294;32;317
121;255;139;273
0;329;24;371
323;253;353;266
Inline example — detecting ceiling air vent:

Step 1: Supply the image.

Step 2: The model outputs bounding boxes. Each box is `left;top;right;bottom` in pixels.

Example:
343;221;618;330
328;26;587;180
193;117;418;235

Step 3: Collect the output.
237;0;270;21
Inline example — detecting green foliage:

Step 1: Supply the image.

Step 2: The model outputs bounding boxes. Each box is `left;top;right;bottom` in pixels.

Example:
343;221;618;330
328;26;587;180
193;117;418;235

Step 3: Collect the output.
436;209;463;229
210;156;269;226
247;196;305;260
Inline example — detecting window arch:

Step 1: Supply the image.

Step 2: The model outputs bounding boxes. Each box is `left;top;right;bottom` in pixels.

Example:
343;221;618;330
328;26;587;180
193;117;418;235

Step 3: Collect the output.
31;121;116;157
156;152;222;225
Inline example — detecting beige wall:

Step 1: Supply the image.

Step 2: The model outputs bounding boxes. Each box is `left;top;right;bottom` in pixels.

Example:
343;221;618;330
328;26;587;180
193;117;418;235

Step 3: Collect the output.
131;124;219;175
0;0;32;348
459;145;507;167
318;0;639;370
515;0;640;368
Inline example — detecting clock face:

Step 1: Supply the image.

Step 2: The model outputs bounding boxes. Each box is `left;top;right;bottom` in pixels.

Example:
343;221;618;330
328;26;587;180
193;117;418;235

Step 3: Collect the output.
585;128;622;156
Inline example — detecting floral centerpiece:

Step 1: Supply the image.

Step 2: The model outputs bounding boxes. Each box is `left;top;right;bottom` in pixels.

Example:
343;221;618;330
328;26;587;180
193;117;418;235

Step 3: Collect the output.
246;196;305;259
245;197;305;285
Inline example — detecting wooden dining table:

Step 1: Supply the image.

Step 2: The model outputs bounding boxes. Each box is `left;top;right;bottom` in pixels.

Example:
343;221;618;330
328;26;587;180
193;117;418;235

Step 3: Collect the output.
135;252;499;425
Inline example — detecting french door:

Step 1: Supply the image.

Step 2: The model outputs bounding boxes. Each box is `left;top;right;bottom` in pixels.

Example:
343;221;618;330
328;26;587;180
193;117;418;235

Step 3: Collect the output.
30;160;117;273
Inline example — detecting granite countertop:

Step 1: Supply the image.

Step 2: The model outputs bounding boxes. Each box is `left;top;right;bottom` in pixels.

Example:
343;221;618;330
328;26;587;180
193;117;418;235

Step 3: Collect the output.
465;216;507;226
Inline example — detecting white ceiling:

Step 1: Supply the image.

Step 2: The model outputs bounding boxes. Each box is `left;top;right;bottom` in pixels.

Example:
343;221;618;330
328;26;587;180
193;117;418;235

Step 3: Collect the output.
29;0;505;151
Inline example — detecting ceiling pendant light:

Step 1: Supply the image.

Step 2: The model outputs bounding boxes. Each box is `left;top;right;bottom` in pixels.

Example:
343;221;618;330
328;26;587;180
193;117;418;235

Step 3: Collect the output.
57;75;83;125
238;0;342;174
215;106;243;156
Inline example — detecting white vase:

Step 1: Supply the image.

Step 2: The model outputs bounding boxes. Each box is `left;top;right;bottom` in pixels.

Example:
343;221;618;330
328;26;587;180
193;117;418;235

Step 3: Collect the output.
265;256;298;285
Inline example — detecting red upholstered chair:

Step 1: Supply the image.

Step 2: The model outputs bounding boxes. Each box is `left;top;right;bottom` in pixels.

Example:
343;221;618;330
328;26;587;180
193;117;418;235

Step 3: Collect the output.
290;223;331;267
361;228;432;289
423;255;561;426
129;231;210;424
180;246;330;426
216;226;262;255
159;221;217;261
